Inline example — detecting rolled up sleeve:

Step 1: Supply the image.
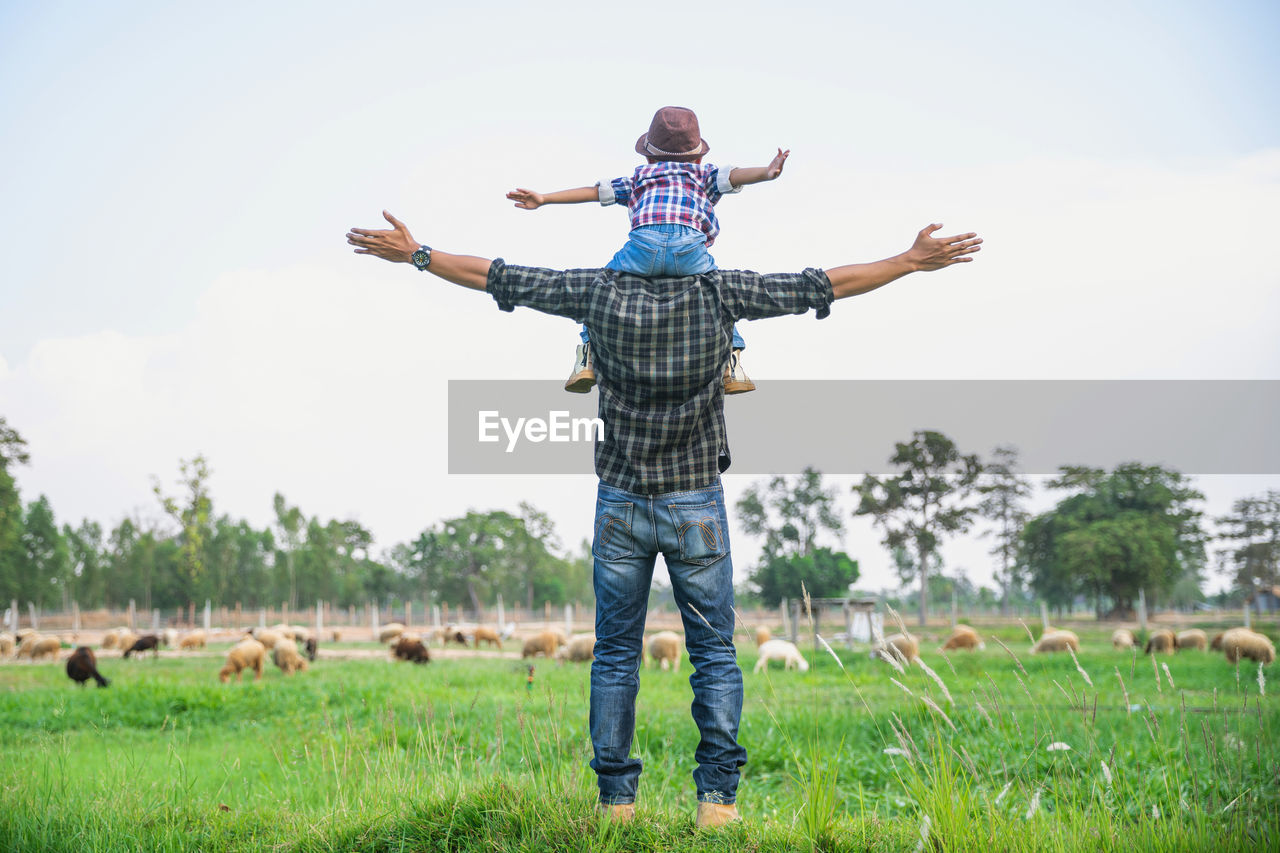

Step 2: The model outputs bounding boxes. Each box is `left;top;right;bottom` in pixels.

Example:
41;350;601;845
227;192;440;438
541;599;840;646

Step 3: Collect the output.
601;176;631;207
488;258;602;323
712;165;742;198
717;267;834;322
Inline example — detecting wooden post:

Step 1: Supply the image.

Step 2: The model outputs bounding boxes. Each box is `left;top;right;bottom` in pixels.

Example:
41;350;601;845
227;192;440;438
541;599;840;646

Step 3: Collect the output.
1243;596;1252;629
544;601;551;624
1137;588;1147;631
496;594;505;630
1040;601;1049;632
565;603;573;637
951;588;958;630
780;597;790;641
259;608;267;629
315;600;323;636
204;600;211;631
442;602;450;626
235;602;242;630
405;602;412;629
72;601;81;632
128;599;136;631
432;604;441;628
348;605;355;629
371;601;380;636
790;600;801;644
844;599;855;650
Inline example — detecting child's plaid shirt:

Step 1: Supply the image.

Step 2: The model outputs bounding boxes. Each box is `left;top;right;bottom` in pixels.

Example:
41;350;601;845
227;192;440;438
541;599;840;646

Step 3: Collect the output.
597;162;740;246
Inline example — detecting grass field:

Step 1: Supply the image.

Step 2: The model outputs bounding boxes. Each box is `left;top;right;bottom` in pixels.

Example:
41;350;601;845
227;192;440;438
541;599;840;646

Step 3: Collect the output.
1;622;1276;852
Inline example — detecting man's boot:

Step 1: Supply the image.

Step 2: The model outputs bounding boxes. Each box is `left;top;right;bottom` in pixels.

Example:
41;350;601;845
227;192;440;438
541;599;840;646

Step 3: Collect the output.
723;349;755;394
598;803;635;823
695;802;741;828
565;343;596;393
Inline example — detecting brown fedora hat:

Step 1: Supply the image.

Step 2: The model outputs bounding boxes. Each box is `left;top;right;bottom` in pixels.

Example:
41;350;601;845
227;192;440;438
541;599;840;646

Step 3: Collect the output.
635;106;710;162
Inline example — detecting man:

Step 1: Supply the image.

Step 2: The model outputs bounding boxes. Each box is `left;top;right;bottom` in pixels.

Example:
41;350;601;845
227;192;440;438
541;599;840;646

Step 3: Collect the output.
346;211;980;826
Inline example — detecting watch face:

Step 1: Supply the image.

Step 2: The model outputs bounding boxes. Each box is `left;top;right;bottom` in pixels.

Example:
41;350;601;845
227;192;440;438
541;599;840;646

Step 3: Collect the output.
412;247;431;269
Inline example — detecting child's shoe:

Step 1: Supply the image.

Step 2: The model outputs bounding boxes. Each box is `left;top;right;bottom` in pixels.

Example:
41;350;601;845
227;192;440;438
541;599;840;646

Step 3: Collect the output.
723;349;755;394
695;801;741;828
565;343;596;393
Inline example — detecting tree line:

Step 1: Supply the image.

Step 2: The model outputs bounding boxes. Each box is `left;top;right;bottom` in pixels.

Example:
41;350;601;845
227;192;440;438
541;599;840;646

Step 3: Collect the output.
735;431;1280;625
0;417;592;613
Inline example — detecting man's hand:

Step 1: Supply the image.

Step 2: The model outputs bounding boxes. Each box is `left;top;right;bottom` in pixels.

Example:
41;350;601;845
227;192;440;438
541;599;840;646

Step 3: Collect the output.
506;188;546;211
765;148;790;181
346;210;420;263
905;224;983;271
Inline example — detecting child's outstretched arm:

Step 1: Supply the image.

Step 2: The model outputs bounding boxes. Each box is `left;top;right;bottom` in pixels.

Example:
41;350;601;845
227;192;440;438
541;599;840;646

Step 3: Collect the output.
728;149;790;187
506;186;598;210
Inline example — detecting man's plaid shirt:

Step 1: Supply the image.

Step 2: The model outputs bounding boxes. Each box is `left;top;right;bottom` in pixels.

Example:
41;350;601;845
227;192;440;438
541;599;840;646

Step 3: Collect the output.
488;260;834;495
598;162;739;246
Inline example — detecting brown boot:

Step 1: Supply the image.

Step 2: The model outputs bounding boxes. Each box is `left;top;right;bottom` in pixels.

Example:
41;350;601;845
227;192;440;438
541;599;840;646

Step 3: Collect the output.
598;802;635;823
723;349;754;394
565;343;596;393
695;801;741;828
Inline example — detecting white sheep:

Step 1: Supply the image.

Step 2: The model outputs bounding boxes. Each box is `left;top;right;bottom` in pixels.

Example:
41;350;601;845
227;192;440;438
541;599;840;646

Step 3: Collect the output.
378;623;407;644
754;639;809;673
646;631;683;671
1111;629;1136;650
554;634;596;663
271;640;309;675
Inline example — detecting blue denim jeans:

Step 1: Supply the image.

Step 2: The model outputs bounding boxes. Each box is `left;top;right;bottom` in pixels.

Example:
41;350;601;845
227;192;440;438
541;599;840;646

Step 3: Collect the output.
589;478;747;805
580;224;746;350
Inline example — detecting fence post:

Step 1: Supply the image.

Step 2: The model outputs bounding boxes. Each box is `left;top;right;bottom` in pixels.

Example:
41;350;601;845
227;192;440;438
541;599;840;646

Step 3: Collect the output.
432;604;441;629
844;599;855;650
371;601;380;637
128;599;135;631
496;594;505;631
1040;601;1049;632
1243;596;1252;629
565;603;573;637
316;600;323;636
442;602;450;626
9;599;16;631
259;608;266;629
1137;588;1148;631
405;602;412;628
204;600;211;632
780;596;790;642
951;589;958;630
544;601;551;624
72;601;81;633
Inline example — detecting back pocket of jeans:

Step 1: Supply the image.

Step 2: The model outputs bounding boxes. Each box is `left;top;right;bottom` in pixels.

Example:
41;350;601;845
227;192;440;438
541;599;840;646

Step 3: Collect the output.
667;502;725;566
593;499;635;561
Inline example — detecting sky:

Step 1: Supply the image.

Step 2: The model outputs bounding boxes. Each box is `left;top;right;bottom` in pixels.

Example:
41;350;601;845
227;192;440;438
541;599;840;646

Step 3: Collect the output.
1;0;1278;597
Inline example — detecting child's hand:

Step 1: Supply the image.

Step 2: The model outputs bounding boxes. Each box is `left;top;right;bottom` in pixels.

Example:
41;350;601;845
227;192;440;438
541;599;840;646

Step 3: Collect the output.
766;148;790;181
506;188;546;211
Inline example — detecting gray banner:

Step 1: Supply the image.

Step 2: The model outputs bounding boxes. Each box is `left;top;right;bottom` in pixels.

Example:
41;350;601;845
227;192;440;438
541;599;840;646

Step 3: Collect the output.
448;380;1280;475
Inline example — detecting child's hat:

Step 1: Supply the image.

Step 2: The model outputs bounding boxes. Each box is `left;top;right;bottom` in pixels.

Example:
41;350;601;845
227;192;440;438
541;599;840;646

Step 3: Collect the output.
636;106;709;162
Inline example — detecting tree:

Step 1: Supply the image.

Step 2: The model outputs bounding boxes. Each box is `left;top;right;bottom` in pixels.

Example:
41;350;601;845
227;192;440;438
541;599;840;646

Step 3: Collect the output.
738;467;844;560
0;417;30;604
977;445;1032;615
1020;463;1205;618
18;496;71;610
64;521;106;609
271;493;304;610
750;546;859;606
854;431;982;627
152;456;213;604
1215;490;1280;598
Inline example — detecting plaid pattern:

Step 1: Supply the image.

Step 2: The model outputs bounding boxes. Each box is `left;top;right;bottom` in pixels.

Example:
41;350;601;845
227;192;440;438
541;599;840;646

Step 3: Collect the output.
604;162;737;246
489;260;834;494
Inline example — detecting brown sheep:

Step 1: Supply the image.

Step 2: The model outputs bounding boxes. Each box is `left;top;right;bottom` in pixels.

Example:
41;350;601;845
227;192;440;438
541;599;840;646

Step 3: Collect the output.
940;626;983;651
377;623;407;644
1221;628;1276;665
873;633;920;664
219;639;266;683
554;634;596;663
1175;629;1208;652
755;626;772;647
304;637;318;661
647;631;683;671
0;632;14;657
178;630;207;650
66;646;109;687
30;636;62;661
331;629;343;642
250;628;285;649
1210;632;1226;651
472;626;502;648
1144;629;1177;655
392;636;431;664
124;635;161;658
271;641;309;675
521;630;564;659
1111;629;1136;650
100;631;119;650
1032;630;1080;654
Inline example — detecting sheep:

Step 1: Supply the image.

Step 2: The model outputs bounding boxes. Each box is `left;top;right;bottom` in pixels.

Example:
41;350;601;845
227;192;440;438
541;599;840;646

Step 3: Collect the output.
114;630;138;654
124;635;161;658
161;628;179;648
754;639;810;673
1221;628;1276;665
1111;629;1136;650
219;639;266;683
271;640;309;675
871;633;920;664
331;629;343;642
647;631;683;671
755;626;772;647
445;628;469;648
377;623;407;644
250;628;285;649
178;630;207;650
1175;629;1208;652
940;625;984;651
554;634;596;663
304;637;318;661
66;646;109;687
0;632;14;657
472;625;502;648
289;626;312;643
1144;629;1177;655
101;630;120;650
270;623;296;640
16;634;39;659
521;630;564;659
392;636;431;664
31;636;62;661
1210;632;1226;651
1032;630;1080;654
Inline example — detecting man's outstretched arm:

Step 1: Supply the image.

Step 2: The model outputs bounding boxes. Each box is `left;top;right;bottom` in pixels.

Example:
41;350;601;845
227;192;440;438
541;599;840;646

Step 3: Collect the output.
825;224;982;299
346;211;492;291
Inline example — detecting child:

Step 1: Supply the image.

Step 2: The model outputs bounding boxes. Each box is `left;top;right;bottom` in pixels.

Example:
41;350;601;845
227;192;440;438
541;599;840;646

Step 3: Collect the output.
506;106;788;394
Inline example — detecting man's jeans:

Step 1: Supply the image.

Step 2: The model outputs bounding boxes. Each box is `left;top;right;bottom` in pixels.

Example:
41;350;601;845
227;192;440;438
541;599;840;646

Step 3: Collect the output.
589;478;747;805
580;224;746;350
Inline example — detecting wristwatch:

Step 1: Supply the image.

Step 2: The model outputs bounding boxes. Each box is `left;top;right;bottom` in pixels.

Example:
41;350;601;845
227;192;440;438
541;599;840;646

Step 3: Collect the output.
411;245;432;270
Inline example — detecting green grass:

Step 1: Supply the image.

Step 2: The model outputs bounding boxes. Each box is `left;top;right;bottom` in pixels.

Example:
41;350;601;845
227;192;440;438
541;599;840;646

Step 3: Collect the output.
0;625;1276;852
